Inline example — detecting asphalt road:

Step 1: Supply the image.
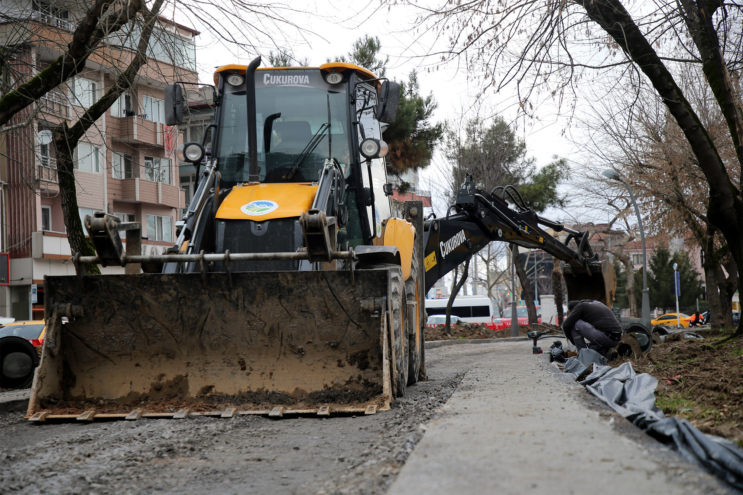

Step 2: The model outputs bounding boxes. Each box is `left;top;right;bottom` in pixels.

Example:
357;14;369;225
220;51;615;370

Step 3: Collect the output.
0;340;732;495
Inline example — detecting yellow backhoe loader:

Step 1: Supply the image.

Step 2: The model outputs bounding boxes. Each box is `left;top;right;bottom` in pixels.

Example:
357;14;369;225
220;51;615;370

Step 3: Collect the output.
24;58;615;422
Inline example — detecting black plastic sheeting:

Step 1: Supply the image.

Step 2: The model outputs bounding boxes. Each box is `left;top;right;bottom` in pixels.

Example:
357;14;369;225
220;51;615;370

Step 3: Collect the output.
562;348;743;492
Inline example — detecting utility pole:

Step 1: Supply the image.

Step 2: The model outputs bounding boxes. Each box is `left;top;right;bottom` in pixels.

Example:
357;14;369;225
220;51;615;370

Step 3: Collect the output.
510;246;518;337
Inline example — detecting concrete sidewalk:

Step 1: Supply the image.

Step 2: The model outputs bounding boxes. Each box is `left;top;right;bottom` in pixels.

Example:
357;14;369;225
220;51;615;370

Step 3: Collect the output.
388;341;726;495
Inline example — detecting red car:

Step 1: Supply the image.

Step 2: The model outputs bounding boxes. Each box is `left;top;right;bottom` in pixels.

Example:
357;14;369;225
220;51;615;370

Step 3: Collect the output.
500;306;542;327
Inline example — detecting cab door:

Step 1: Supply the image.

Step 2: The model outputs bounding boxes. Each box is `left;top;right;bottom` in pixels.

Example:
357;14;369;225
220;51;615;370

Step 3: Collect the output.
356;82;391;239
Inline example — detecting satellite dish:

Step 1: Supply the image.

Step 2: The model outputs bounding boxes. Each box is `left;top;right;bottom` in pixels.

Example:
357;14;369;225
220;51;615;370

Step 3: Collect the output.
38;130;53;145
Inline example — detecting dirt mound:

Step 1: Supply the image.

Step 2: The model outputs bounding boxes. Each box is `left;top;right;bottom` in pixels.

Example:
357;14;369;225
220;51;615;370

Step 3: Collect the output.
612;328;743;446
425;323;530;341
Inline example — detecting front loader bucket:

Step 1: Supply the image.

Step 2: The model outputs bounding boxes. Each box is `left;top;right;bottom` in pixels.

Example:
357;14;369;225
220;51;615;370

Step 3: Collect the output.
562;260;617;308
28;270;394;421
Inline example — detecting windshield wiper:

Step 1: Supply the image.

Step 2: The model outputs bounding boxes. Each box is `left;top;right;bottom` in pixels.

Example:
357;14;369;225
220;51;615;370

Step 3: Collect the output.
283;123;329;180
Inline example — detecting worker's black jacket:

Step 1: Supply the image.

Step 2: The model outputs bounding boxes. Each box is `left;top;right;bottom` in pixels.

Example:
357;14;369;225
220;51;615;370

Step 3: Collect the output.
562;300;622;339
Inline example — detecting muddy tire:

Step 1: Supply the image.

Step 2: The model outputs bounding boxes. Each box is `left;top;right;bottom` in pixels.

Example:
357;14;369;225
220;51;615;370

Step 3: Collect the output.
389;267;408;397
405;237;422;385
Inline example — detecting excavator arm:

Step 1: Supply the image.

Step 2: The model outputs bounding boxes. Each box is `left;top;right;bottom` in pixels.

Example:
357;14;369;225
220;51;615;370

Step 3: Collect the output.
423;176;616;307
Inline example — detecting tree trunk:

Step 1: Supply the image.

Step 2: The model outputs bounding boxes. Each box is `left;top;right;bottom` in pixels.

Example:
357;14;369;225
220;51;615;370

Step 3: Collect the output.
703;228;723;330
445;260;469;336
621;257;638;318
513;246;537;325
552;260;564;326
715;262;735;329
50;0;162;276
55;139;99;275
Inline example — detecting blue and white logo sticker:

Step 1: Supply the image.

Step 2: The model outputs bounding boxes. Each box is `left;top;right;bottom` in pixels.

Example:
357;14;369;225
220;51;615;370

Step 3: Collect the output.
241;200;279;216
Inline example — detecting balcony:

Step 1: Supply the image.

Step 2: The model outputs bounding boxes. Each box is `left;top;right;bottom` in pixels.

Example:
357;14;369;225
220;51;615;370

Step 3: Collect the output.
109;116;164;147
40;91;69;119
37;157;58;183
113;177;181;208
31;10;72;31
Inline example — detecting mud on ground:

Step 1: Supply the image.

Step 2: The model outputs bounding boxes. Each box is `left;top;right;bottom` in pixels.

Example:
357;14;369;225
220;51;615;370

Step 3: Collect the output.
0;348;474;495
425;323;530;341
613;329;743;447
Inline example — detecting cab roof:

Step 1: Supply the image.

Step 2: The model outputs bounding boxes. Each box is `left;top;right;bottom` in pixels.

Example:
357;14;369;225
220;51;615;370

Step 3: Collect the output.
213;62;378;87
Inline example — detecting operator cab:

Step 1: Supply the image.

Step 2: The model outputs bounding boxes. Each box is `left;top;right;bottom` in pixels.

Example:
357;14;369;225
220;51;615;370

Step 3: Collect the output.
164;60;401;273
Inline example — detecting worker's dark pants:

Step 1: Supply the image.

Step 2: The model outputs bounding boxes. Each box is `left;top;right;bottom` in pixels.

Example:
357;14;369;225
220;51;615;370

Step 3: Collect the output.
571;320;621;355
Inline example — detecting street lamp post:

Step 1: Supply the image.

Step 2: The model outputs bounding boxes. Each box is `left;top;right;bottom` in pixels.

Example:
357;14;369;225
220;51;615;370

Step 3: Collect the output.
602;169;651;330
673;262;680;328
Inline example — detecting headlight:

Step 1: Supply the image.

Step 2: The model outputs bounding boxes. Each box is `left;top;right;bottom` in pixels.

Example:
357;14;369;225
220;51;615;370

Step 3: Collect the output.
226;74;244;86
360;138;380;159
378;140;389;158
178;142;205;163
360;138;389;159
324;72;343;85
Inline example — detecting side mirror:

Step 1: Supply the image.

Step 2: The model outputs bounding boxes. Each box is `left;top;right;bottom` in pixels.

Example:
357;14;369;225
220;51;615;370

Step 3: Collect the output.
164;84;183;125
375;80;401;123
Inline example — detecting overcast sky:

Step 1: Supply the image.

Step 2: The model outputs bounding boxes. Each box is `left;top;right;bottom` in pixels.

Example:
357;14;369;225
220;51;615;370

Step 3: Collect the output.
187;0;583;219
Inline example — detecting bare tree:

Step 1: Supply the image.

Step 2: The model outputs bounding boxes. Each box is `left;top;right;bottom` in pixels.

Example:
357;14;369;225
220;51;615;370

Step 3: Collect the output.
395;0;743;338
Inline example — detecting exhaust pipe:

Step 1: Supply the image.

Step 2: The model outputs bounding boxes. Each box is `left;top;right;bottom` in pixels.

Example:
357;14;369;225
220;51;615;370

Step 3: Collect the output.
246;56;261;182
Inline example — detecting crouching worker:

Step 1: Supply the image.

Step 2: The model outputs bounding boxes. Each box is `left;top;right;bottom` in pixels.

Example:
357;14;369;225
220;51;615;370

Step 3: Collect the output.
562;300;622;360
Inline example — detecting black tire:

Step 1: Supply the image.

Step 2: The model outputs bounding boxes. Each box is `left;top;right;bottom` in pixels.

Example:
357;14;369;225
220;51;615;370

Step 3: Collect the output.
405;237;422;386
389;267;408;397
0;336;39;389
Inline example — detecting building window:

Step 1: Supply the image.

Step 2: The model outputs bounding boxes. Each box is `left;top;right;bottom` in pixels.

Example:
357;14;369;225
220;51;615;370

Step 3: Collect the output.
145;156;170;184
631;253;644;265
111;93;133;117
71;77;97;108
180;174;195;216
188;123;204;144
113;212;136;223
142;96;164;124
78;207;97;235
146;215;173;242
41;206;51;231
74;143;100;173
112;152;134;179
32;0;70;29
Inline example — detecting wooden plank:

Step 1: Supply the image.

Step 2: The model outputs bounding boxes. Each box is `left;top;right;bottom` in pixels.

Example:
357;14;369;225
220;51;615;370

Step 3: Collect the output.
365;405;377;415
221;407;237;418
76;410;96;421
317;406;330;416
173;408;191;419
268;406;284;418
238;410;271;416
284;409;315;415
28;411;49;422
142;413;175;418
125;409;143;421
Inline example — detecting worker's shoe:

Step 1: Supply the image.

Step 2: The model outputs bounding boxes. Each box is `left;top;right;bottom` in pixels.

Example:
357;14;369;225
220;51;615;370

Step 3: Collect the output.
605;348;619;362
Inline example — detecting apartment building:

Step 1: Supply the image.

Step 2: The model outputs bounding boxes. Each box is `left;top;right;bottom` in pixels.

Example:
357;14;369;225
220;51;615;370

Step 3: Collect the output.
0;0;198;319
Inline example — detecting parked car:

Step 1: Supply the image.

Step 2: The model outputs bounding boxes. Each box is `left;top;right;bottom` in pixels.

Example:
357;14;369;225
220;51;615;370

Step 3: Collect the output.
427;315;464;328
0;321;44;389
697;311;738;326
651;313;691;328
0;320;46;348
501;306;542;327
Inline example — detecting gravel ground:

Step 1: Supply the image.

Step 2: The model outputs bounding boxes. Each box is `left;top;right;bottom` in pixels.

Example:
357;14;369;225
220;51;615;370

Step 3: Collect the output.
0;341;731;495
0;346;474;495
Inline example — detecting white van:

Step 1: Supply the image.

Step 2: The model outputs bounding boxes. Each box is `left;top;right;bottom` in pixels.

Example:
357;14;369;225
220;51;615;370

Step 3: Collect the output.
424;296;496;328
